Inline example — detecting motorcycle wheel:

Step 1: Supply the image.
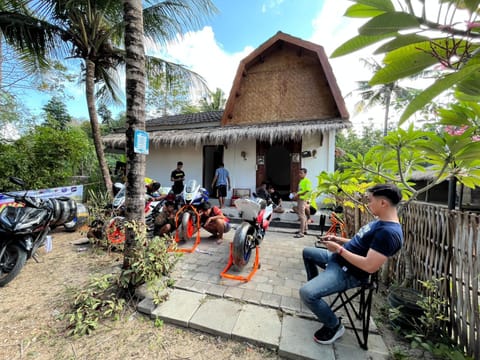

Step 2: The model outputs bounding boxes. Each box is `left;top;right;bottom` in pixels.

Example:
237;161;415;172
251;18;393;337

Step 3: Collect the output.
232;222;256;270
63;217;78;232
106;216;126;244
0;243;27;287
178;212;196;241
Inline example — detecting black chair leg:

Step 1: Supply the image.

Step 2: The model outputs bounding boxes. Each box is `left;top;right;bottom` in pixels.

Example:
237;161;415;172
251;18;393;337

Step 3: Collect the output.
329;274;378;350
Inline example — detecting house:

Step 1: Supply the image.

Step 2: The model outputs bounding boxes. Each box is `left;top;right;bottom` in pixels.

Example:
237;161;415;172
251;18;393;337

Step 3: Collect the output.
103;32;351;202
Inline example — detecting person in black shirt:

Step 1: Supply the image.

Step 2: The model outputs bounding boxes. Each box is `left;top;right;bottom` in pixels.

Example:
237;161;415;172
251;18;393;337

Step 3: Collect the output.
299;183;403;345
170;161;185;195
255;181;270;201
268;185;285;213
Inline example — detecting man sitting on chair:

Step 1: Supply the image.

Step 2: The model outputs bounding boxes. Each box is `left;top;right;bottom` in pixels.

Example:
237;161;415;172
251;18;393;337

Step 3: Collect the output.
299;184;404;345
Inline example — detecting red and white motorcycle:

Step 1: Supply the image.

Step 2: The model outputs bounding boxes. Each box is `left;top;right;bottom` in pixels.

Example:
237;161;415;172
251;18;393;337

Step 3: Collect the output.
231;197;273;269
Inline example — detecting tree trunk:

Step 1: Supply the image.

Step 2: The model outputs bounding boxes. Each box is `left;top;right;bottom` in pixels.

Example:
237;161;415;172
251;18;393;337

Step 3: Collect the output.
383;85;392;137
123;0;147;270
85;59;113;196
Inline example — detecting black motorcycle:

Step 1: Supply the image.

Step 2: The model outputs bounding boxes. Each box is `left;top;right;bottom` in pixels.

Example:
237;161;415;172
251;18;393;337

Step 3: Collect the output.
0;177;76;287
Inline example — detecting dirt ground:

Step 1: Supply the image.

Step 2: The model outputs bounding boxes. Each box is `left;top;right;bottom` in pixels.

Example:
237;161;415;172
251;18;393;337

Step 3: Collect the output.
0;229;420;360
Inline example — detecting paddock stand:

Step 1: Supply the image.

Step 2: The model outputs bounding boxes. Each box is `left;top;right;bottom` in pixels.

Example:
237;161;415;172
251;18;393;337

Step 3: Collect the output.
220;242;260;282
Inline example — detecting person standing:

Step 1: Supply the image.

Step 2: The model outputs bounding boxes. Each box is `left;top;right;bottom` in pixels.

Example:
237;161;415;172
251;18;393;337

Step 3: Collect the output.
211;163;230;208
170;161;185;195
299;183;403;345
292;168;312;238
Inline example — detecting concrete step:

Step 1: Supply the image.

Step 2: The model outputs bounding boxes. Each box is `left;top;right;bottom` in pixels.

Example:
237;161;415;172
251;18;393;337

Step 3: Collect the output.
210;200;334;231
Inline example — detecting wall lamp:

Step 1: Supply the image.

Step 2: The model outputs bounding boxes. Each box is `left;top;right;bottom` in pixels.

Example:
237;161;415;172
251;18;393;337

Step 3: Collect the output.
240;151;247;160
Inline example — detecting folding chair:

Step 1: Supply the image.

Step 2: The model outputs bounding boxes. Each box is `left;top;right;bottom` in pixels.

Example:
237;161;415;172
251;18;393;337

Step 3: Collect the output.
329;272;379;350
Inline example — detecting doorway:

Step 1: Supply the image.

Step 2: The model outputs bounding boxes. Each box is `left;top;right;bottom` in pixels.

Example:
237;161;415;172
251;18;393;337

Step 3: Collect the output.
256;140;301;199
203;145;224;197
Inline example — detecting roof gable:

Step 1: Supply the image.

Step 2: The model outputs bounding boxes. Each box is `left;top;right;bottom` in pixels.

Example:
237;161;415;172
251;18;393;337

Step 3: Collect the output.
222;31;349;126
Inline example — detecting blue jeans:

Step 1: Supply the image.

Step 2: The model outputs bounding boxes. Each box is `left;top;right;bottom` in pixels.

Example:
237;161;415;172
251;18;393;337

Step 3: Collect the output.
299;247;363;328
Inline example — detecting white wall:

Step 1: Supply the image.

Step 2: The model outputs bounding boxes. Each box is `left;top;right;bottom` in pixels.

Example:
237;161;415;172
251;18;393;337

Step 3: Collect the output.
145;132;335;202
300;131;335;189
146;143;204;189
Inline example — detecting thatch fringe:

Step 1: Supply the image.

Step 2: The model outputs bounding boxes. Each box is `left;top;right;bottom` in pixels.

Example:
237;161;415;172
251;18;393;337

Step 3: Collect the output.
103;119;351;149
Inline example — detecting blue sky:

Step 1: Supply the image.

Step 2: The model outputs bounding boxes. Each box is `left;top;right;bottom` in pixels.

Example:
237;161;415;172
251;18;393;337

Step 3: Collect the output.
21;0;381;129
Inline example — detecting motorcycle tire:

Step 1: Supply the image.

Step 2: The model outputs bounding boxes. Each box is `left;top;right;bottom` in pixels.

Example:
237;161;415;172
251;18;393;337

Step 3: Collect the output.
63;218;78;232
49;198;62;224
178;212;196;241
232;222;256;270
106;216;126;244
0;243;27;287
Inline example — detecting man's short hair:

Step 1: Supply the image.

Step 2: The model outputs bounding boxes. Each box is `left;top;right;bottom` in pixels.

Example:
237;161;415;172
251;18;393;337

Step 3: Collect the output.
177;161;183;166
199;201;211;211
300;168;307;173
368;184;402;205
151;182;161;191
165;200;175;207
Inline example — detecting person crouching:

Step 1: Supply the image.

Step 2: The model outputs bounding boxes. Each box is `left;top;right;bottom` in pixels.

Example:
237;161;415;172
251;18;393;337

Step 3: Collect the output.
198;201;231;244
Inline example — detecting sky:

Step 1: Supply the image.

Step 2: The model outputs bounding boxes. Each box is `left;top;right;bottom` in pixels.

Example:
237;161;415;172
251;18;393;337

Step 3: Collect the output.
21;0;383;131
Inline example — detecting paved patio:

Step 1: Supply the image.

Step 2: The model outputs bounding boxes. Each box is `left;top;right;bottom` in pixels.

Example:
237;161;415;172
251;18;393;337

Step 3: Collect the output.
136;211;390;359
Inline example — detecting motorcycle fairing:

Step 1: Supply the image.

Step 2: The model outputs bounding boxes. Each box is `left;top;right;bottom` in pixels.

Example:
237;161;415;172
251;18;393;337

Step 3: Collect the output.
0;206;50;233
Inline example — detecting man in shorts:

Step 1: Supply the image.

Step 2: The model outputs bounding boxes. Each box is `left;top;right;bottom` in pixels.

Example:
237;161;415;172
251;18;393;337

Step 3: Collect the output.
211;163;230;208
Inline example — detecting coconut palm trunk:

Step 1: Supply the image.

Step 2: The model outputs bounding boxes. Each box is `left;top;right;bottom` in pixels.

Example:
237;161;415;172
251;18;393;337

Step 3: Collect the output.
85;60;113;196
123;0;146;269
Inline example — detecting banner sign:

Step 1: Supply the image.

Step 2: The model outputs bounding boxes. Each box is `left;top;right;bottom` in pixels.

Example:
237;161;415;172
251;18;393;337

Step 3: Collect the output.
0;185;84;210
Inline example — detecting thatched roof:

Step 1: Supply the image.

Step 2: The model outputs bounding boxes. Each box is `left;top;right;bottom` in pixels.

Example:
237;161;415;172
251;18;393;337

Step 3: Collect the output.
102;111;350;149
103;32;352;150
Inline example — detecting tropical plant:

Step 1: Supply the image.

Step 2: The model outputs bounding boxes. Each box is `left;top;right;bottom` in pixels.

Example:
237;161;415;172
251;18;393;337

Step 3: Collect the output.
0;0;217;196
332;0;480;124
199;87;227;111
348;58;419;135
42;96;72;130
0;124;94;189
122;0;147;270
325;125;480;202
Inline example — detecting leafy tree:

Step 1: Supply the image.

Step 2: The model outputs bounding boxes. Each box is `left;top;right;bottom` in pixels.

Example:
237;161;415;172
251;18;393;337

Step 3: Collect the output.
0;0;217;196
199;87;226;111
332;0;480;124
181;87;227;114
349;58;420;135
146;71;191;116
97;103;113;129
335;127;384;169
0;124;94;189
42;96;71;130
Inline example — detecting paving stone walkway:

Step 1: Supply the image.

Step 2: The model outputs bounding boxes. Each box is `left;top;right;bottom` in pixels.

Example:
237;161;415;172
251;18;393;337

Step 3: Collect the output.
137;218;390;360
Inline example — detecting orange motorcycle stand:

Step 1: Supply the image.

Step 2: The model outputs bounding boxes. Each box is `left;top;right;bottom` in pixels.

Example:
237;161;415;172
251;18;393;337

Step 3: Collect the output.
220;242;260;282
168;205;201;253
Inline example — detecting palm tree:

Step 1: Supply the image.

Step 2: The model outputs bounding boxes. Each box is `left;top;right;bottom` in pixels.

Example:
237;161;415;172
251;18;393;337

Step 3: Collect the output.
0;0;216;195
123;0;145;270
200;87;227;111
349;58;416;136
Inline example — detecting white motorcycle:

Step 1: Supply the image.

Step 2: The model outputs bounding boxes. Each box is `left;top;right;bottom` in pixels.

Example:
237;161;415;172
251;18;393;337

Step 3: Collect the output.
175;179;209;242
232;197;273;269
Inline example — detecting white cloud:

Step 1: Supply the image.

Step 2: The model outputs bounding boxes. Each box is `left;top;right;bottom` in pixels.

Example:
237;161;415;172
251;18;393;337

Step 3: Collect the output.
154;6;385;132
162;26;253;98
261;0;284;13
309;1;387;132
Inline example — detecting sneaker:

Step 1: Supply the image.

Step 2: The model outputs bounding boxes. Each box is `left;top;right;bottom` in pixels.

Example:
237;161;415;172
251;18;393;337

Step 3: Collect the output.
313;319;345;345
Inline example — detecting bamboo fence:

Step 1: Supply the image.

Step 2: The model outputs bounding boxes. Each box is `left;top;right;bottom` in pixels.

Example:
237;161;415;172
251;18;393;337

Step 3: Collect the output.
345;202;479;358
